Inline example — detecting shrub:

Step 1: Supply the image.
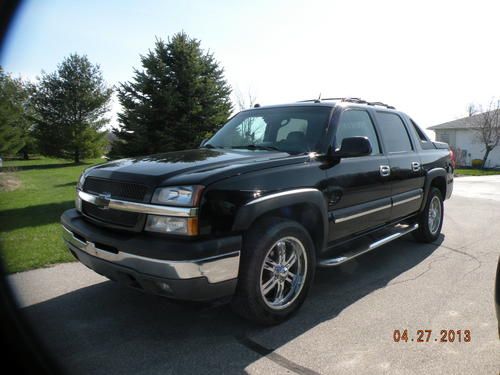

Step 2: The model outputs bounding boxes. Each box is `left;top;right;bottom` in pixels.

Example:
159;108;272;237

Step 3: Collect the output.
471;159;484;168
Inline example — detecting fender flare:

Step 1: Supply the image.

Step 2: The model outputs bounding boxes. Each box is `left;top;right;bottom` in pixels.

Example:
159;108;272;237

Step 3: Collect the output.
421;167;447;211
232;188;329;252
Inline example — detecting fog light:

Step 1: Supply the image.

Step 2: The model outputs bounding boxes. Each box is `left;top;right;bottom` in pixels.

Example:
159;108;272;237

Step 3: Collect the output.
145;215;198;235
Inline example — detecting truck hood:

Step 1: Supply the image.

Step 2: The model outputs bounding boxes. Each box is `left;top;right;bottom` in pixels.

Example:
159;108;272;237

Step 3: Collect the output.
86;148;307;187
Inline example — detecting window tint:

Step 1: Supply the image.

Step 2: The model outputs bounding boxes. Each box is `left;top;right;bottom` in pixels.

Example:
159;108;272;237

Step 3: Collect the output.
376;112;413;153
335;110;380;155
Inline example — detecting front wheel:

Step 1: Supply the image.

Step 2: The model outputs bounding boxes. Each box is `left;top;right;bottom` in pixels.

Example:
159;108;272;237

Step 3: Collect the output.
413;187;444;243
231;218;315;325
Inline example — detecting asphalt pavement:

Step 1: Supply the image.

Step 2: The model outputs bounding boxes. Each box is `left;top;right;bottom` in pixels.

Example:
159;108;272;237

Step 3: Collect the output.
8;176;500;375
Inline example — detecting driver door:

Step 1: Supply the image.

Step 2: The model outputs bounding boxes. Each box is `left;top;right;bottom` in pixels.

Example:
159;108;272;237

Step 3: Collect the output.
325;108;392;243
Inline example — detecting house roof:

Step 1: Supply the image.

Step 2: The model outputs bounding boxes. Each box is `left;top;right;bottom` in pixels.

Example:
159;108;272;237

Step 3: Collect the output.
428;111;492;130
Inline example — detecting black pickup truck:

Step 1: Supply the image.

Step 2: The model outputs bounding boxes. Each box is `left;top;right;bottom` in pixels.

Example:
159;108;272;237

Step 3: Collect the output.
61;97;453;324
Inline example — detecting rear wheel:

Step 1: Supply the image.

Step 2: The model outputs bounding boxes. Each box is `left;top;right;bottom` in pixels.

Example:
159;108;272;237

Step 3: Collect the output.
413;187;444;243
231;218;315;325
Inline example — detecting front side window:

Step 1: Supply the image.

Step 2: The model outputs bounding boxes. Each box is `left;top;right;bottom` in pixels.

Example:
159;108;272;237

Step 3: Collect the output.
206;107;331;154
335;110;381;155
376;112;413;153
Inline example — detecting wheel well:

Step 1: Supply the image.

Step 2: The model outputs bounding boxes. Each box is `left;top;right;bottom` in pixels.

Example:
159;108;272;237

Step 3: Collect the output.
251;203;324;254
431;176;446;198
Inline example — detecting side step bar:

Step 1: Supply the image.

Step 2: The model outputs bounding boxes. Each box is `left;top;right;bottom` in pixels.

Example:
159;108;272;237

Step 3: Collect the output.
318;223;419;267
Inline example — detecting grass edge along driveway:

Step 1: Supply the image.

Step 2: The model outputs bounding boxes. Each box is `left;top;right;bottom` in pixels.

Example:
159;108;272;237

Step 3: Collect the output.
454;168;500;176
0;157;102;273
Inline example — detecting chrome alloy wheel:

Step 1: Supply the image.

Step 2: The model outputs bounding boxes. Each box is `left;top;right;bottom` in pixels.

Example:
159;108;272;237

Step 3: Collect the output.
428;195;442;235
259;236;308;310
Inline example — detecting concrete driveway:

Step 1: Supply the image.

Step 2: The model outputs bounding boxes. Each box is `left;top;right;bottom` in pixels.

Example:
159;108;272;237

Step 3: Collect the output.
452;175;500;201
8;176;500;375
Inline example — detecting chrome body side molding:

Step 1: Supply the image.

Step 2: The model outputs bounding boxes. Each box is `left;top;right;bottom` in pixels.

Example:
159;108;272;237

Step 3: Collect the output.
246;188;321;205
333;189;423;223
393;194;421;206
335;204;392;223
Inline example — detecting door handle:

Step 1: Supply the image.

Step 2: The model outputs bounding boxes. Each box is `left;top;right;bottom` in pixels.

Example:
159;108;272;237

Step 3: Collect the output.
380;165;391;177
411;162;421;172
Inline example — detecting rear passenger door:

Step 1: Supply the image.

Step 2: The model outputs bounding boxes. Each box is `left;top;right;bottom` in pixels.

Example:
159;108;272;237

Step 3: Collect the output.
374;111;425;220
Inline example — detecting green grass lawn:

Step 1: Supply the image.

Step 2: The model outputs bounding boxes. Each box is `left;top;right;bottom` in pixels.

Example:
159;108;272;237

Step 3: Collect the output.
454;168;500;176
0;157;102;273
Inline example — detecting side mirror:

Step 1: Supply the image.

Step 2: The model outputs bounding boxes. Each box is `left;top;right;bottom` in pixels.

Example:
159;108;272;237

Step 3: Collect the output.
199;138;208;148
335;136;372;158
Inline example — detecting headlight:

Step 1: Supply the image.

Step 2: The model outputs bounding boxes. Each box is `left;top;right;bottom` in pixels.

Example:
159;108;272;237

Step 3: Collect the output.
152;186;203;206
145;215;198;235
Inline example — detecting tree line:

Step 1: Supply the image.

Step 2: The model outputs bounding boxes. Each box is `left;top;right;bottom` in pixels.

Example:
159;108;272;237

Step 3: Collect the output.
0;32;232;162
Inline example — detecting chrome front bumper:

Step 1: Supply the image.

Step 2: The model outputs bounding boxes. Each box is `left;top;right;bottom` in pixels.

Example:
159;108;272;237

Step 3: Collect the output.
62;225;240;284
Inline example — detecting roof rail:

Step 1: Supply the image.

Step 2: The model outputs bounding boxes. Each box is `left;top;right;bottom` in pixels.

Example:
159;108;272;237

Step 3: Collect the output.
297;97;395;109
366;101;396;110
297;99;322;103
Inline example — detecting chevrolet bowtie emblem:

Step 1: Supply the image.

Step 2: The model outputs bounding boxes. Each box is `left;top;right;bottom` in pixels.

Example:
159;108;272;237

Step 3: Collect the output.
95;193;111;209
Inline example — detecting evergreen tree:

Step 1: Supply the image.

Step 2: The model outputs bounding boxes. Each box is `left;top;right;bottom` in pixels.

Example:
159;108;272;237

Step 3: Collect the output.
112;33;232;156
31;54;112;163
0;68;31;156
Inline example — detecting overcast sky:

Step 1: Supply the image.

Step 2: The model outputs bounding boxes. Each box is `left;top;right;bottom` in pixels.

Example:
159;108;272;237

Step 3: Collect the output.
2;0;500;135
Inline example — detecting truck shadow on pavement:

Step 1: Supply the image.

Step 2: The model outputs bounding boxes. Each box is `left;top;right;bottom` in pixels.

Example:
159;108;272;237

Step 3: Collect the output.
22;236;443;375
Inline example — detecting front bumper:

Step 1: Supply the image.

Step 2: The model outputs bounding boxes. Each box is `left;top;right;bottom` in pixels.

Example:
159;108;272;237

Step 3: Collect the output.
61;209;241;301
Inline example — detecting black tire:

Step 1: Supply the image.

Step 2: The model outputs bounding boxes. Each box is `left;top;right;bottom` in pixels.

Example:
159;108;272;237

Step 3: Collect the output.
413;187;444;243
231;217;316;325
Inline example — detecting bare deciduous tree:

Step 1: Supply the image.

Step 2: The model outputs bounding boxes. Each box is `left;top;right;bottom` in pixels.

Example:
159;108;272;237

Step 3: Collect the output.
234;88;257;111
233;88;258;143
474;100;500;168
467;103;477;117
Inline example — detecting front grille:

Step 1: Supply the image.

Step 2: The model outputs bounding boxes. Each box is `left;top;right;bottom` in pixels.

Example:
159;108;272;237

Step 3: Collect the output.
83;177;148;202
82;201;139;228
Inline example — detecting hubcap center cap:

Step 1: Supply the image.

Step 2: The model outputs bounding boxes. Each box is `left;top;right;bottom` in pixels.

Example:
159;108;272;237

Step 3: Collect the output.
274;264;288;279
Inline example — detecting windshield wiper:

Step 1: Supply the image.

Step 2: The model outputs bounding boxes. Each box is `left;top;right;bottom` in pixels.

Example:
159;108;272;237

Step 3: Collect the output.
232;144;281;151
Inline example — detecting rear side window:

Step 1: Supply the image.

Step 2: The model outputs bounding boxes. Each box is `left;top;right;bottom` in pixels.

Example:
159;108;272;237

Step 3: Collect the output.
375;112;413;153
335;110;381;155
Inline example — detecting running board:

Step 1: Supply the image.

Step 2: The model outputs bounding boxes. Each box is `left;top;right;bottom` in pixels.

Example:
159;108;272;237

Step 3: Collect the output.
318;223;419;267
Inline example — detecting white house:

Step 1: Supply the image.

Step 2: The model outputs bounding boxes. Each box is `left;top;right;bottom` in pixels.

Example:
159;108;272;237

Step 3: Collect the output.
428;112;500;168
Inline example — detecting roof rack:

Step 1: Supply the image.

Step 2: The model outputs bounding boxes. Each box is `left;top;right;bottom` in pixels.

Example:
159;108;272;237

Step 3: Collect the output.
297;97;395;109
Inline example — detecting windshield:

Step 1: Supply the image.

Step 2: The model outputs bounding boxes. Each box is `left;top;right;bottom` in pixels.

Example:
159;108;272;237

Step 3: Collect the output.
205;106;332;154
